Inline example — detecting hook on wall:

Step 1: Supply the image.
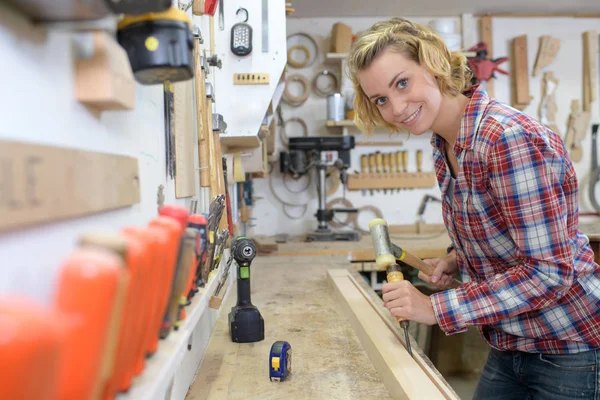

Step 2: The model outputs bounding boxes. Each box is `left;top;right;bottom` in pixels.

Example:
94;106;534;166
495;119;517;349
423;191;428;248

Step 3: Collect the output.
236;7;249;23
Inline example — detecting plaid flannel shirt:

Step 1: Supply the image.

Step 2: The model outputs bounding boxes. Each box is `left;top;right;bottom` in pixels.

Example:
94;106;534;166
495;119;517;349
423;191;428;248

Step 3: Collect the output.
430;84;600;354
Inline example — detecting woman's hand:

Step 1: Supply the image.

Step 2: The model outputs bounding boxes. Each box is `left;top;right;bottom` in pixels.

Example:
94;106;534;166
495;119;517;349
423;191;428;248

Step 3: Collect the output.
419;251;459;290
381;280;438;326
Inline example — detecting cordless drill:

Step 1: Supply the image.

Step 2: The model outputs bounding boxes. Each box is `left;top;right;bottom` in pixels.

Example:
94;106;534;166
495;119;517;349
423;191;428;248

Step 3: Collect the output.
228;236;264;343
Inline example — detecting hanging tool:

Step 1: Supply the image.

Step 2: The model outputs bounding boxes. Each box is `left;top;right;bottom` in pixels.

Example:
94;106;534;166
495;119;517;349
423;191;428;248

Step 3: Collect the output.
269;341;292;382
201;195;226;283
117;7;195;85
158;205;197;333
231;7;252;56
188;214;209;289
77;231;147;395
53;247;128;400
209;255;235;309
262;0;269;53
219;0;225;30
228;236;264;343
466;42;509;84
0;296;62;400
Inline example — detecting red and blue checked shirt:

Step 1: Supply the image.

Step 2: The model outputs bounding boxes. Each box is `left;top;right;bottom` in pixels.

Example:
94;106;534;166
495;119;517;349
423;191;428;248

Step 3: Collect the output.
429;84;600;354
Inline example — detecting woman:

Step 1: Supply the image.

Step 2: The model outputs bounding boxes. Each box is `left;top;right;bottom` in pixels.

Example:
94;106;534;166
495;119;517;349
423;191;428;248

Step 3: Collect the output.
348;17;600;399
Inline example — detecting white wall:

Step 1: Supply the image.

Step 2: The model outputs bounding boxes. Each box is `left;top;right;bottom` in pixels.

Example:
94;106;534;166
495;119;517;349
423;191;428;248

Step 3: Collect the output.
0;3;213;303
249;15;600;237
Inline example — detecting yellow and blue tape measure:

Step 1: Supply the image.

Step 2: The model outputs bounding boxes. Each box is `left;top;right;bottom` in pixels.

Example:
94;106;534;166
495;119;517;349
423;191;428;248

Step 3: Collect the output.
269;341;292;382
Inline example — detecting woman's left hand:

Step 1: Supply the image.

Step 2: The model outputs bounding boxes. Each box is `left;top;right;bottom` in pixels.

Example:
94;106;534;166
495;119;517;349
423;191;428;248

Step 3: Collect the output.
382;280;438;326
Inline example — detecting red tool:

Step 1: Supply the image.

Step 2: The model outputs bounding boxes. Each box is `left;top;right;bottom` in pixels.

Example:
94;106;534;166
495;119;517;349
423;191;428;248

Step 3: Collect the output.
188;214;209;291
147;217;183;344
77;232;148;396
0;296;62;400
466;42;509;83
205;0;219;16
158;205;196;333
54;247;128;400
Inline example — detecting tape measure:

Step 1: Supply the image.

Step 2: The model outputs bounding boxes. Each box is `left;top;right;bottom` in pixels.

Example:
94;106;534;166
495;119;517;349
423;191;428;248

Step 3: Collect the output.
269;341;292;382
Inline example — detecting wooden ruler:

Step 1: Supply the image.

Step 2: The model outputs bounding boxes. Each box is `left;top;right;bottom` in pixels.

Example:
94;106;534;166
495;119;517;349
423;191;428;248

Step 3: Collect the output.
173;80;196;198
0;140;140;232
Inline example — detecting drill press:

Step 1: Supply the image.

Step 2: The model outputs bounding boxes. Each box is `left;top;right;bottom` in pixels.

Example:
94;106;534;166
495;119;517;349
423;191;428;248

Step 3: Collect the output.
228;236;264;343
280;136;360;242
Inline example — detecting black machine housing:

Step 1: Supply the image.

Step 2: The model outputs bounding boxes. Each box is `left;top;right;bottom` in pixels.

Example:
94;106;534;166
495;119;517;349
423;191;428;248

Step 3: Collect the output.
279;136;360;242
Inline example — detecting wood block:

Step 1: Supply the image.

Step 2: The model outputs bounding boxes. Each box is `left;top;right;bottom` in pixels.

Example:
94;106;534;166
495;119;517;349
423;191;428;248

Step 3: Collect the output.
511;35;532;110
330;22;353;53
192;0;205;15
0;140;140;232
582;30;598;112
327;269;459;399
75;31;135;111
233;73;270;85
533;36;560;76
173;80;197;198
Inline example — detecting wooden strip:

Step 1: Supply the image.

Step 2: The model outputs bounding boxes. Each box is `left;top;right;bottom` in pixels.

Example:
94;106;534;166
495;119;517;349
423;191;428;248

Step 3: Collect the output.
173;80;196;198
327;269;459;400
533;35;560;76
511;35;532;110
347;172;437;190
194;44;210;188
0;140;140;232
480;16;494;97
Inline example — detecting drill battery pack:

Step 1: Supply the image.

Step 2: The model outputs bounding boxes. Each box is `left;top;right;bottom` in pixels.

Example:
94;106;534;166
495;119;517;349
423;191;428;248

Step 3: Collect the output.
117;7;194;85
229;305;264;343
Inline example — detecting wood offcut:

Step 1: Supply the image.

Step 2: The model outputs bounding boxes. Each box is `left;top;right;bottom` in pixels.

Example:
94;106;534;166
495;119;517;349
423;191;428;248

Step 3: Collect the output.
0;140;140;232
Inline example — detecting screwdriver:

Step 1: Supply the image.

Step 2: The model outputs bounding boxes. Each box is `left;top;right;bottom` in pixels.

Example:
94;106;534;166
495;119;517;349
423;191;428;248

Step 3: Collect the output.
385;264;413;357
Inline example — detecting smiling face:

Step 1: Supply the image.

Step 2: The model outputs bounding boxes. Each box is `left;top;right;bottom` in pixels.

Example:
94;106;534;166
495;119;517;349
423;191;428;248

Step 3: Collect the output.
358;48;443;135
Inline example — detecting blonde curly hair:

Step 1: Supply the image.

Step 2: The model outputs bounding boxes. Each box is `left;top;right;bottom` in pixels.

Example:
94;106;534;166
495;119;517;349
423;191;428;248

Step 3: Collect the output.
347;18;473;134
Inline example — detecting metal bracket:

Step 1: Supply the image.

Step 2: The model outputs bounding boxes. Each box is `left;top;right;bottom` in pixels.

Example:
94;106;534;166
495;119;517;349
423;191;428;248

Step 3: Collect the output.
193;25;203;44
205;82;214;101
207;54;223;69
212;114;227;132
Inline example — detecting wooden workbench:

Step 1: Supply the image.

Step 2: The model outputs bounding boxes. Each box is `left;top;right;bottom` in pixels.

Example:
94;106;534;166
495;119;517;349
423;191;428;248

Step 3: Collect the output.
258;228;451;263
186;256;456;399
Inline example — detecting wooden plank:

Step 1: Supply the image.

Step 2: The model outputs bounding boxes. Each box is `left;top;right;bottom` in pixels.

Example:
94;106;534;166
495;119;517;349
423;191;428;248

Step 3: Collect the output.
480;16;494;97
511;35;532;110
0;140;139;232
327;269;458;400
533;35;560;76
582;30;598;112
173;80;197;198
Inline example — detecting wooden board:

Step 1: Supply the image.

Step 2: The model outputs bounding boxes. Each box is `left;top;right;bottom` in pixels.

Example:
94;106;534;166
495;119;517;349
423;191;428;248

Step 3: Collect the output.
270;231;451;261
186;257;393;400
480;16;494;97
532;35;560;76
347;172;437;190
511;35;532;110
0;140;139;232
173;80;197;198
582;30;598;112
327;269;458;399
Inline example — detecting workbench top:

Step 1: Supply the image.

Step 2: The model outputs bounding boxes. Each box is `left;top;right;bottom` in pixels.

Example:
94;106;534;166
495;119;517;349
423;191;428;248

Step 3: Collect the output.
186;256;393;400
257;228;451;262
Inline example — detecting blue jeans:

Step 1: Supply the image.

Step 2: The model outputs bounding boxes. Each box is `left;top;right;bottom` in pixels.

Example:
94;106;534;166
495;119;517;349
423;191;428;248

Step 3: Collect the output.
473;348;600;399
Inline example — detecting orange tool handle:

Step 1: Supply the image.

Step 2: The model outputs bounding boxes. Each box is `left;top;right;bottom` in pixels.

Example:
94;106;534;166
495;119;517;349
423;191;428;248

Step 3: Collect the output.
54;247;129;400
148;216;183;341
0;296;63;400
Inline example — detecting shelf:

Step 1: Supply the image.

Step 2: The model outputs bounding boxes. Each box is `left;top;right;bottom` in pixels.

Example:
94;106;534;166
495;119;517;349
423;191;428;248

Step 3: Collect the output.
220;134;261;149
327;119;355;127
347;172;437;190
117;252;235;400
325;52;349;61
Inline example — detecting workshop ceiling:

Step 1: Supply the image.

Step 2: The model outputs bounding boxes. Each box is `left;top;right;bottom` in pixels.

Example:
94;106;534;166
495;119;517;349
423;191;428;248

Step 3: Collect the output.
289;0;600;18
